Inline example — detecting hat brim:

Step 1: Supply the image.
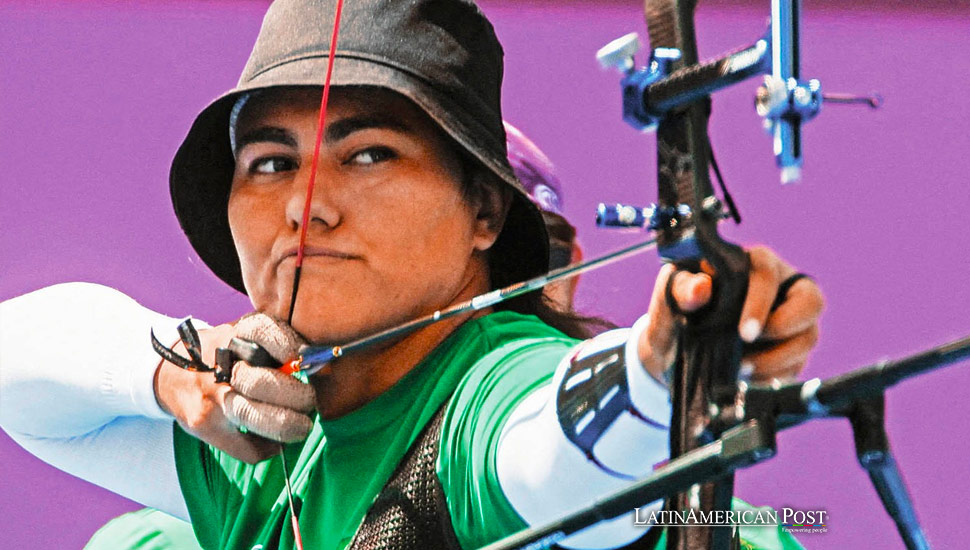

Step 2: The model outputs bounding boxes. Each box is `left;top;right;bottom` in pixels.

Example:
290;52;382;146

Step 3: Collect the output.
170;55;549;294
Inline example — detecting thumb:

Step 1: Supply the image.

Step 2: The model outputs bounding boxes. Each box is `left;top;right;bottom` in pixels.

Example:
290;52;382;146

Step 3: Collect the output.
668;268;713;315
639;265;712;376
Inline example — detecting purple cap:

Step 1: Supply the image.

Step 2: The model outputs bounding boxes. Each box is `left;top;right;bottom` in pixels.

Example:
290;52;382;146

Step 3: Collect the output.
505;121;564;215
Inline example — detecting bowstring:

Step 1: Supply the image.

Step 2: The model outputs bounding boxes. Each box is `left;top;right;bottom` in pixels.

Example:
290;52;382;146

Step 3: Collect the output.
281;1;346;548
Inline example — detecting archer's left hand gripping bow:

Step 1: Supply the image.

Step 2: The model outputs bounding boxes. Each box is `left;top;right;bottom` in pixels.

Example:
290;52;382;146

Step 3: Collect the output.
595;1;880;549
639;3;749;549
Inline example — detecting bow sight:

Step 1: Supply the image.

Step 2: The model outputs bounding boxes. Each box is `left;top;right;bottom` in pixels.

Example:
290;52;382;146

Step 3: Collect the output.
485;2;949;550
596;0;879;186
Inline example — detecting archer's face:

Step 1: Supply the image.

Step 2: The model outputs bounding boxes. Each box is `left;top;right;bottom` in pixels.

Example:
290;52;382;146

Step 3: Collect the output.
228;87;499;344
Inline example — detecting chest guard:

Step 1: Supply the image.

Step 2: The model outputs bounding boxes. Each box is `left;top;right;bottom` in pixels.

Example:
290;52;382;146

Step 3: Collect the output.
347;406;462;550
347;392;661;550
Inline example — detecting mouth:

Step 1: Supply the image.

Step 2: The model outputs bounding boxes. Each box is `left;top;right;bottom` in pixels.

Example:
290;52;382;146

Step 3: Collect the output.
278;245;360;265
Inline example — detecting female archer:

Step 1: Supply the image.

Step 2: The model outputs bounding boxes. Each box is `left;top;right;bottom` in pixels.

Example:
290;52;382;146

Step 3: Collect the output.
0;1;821;549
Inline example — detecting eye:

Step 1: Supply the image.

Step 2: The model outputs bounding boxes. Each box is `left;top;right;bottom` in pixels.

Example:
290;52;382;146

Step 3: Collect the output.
249;156;296;175
347;146;396;166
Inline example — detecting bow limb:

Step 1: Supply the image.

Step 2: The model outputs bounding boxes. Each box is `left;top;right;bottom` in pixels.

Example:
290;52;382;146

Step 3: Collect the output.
644;1;750;549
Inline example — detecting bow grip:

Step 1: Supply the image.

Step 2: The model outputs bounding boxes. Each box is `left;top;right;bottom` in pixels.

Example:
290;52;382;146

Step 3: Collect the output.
671;249;750;337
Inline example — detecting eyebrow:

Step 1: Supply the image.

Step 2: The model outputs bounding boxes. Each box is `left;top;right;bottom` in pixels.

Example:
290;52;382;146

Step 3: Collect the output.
325;115;411;143
234;127;297;156
233;114;412;156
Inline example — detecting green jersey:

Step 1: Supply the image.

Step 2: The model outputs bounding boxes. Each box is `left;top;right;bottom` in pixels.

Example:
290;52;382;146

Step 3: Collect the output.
174;312;571;550
171;311;803;550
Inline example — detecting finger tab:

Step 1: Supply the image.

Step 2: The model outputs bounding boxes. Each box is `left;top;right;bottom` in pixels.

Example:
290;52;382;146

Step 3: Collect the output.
234;313;305;363
224;392;312;442
231;364;315;411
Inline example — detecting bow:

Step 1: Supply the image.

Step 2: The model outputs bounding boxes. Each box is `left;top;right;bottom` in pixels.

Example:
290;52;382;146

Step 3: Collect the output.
645;1;750;548
593;1;818;547
480;0;957;548
592;0;819;545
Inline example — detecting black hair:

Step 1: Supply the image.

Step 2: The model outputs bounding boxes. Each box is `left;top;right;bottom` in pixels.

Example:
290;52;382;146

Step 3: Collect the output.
455;151;616;340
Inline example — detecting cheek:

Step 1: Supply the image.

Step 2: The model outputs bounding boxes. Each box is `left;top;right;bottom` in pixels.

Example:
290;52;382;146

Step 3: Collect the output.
394;187;472;249
227;194;255;264
227;190;278;295
395;202;477;287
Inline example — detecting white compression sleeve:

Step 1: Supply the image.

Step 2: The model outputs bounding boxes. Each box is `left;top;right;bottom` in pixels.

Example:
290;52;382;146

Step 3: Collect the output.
496;314;669;549
0;282;206;520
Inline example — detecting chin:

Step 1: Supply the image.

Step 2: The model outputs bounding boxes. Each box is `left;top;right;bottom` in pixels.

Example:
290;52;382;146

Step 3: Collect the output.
265;274;455;346
290;315;374;347
287;295;425;347
252;275;354;326
285;292;379;345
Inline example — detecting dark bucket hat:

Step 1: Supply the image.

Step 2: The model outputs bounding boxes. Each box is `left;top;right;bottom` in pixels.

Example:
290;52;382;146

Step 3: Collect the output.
170;0;549;295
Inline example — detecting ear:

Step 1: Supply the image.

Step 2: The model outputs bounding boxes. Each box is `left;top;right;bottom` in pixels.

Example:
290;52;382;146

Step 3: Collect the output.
471;172;513;252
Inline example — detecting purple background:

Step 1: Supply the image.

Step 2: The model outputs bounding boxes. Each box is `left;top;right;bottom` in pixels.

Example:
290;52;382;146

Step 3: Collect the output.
2;0;968;548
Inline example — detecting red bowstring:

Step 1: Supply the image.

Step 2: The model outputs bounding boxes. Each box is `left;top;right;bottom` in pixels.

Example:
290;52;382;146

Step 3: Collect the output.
282;3;345;549
288;0;346;326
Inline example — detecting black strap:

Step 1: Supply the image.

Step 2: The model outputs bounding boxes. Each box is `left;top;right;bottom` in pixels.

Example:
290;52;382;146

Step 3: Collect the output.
771;272;812;312
150;324;211;372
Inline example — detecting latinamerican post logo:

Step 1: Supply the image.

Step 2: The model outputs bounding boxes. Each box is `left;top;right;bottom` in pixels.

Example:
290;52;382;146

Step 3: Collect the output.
634;507;828;534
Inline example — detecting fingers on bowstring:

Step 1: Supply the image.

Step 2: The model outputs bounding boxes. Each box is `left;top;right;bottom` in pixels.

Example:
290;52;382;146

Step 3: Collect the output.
234;313;306;363
231;362;315;413
743;324;819;382
738;246;792;343
224;390;314;444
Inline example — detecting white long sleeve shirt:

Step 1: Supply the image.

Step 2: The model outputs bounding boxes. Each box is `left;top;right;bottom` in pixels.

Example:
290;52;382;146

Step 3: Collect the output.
0;282;670;548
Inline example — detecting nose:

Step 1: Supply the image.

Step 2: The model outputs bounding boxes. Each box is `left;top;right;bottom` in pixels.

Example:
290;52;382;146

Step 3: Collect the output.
285;164;341;233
